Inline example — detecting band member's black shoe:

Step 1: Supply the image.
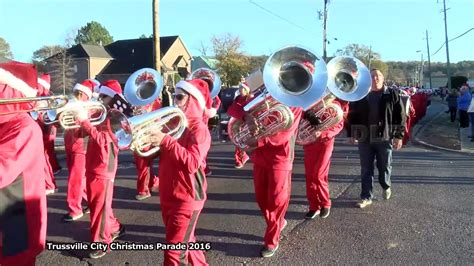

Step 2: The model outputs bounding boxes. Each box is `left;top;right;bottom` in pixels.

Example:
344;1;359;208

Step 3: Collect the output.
89;250;107;259
62;213;83;222
304;210;320;219
261;244;279;258
83;206;90;214
320;208;331;219
112;225;126;241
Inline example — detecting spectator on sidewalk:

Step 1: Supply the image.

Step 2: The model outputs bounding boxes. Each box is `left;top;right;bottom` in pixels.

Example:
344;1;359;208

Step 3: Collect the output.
457;84;471;128
446;89;459;122
348;69;406;209
468;89;474;142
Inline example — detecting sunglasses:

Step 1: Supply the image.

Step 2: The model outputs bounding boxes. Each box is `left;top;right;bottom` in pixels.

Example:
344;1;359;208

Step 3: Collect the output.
173;93;187;101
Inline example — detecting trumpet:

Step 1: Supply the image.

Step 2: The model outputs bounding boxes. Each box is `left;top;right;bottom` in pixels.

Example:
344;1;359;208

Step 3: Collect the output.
110;106;188;157
47;100;108;129
296;56;371;145
0;95;68;115
227;45;328;150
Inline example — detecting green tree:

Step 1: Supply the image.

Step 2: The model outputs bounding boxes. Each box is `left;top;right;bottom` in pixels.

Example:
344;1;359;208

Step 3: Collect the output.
247;55;268;73
211;33;250;87
32;45;64;72
335;43;380;66
0;37;13;59
74;21;113;46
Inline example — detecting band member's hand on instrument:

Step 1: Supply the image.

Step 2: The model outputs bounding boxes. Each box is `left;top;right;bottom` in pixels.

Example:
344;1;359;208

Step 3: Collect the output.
314;130;322;139
75;109;89;124
348;137;358;145
149;130;166;146
244;113;260;136
392;138;403;150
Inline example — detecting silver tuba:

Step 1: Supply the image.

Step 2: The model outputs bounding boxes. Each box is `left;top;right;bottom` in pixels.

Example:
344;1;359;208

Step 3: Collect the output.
124;68;163;107
188;68;221;99
296;56;371;145
110;106;188;157
227;45;328;150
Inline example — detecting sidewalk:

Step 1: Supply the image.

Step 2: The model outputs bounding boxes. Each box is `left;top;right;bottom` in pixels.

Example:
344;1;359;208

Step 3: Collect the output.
413;98;474;155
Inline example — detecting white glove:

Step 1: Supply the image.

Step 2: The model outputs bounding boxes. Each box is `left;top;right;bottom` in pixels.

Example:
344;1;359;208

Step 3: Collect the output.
75;109;89;123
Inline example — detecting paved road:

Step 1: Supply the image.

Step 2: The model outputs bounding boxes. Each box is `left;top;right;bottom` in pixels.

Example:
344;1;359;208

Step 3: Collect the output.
37;109;474;265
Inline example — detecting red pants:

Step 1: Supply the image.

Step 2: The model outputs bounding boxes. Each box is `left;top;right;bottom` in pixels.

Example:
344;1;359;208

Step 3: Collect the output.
303;139;334;211
234;147;249;166
44;138;60;172
133;153;158;195
43;151;57;190
66;152;87;216
253;166;291;249
86;177;120;244
161;206;207;266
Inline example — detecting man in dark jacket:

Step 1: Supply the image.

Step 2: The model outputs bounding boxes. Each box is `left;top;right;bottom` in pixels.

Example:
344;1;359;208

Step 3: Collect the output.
348;69;406;208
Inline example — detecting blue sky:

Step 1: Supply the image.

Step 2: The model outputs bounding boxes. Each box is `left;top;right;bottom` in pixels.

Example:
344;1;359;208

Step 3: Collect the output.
1;0;473;63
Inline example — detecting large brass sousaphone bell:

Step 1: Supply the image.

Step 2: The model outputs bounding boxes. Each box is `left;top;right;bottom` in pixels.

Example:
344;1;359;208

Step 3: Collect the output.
124;68;163;107
188;68;221;99
296;56;371;145
228;45;328;150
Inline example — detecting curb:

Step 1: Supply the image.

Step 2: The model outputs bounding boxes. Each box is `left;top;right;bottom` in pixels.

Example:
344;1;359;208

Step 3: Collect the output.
412;106;474;156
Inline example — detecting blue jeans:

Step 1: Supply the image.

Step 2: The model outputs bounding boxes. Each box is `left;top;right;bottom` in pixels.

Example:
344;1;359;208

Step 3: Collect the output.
470;113;474;137
358;141;393;200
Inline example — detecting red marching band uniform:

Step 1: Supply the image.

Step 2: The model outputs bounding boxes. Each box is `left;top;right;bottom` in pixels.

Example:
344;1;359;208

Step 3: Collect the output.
62;80;96;221
203;95;221;175
227;92;303;256
303;99;349;216
0;61;47;266
36;74;58;194
156;79;212;265
134;97;162;200
76;80;125;259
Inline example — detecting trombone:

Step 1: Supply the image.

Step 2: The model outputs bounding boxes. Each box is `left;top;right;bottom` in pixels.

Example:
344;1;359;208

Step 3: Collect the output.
0;95;68;115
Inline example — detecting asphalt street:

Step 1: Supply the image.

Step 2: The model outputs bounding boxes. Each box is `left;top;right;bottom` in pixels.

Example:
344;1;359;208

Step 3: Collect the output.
37;107;474;265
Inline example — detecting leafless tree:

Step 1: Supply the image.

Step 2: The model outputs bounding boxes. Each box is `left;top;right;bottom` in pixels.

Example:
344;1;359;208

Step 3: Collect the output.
48;48;75;95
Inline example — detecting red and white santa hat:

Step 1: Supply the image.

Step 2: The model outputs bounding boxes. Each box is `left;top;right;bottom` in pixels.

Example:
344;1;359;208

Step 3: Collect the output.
0;61;39;114
73;79;95;99
37;73;51;92
99;80;122;97
176;79;211;111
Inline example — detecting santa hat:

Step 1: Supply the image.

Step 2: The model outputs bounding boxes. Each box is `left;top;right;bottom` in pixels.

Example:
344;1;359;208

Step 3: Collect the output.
73;79;94;99
176;79;211;111
0;61;38;98
37;74;51;91
99;80;122;98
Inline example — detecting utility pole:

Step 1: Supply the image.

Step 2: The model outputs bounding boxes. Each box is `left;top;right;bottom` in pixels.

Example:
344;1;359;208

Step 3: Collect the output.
322;0;329;62
425;30;433;89
153;0;160;71
442;0;452;91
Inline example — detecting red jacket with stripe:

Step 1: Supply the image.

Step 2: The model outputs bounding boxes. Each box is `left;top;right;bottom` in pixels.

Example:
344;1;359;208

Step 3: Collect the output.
158;121;211;209
80;119;118;179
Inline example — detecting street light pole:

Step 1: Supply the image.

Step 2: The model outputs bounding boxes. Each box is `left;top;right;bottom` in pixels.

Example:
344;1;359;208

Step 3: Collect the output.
425;30;433;89
442;0;452;91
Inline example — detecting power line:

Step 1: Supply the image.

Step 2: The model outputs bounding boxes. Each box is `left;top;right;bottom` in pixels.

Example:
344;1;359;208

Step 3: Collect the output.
431;27;474;57
248;0;310;33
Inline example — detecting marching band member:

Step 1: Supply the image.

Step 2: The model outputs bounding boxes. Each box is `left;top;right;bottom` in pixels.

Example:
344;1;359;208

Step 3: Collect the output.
148;79;212;265
62;80;95;221
38;74;61;174
75;80;125;259
233;82;251;168
302;99;349;219
0;61;47;266
36;74;58;195
227;88;303;258
134;96;161;201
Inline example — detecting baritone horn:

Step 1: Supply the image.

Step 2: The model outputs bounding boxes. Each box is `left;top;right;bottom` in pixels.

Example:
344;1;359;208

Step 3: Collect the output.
0;95;68;115
110;106;188;157
227;45;328;150
296;56;371;145
188;68;221;99
50;100;108;129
